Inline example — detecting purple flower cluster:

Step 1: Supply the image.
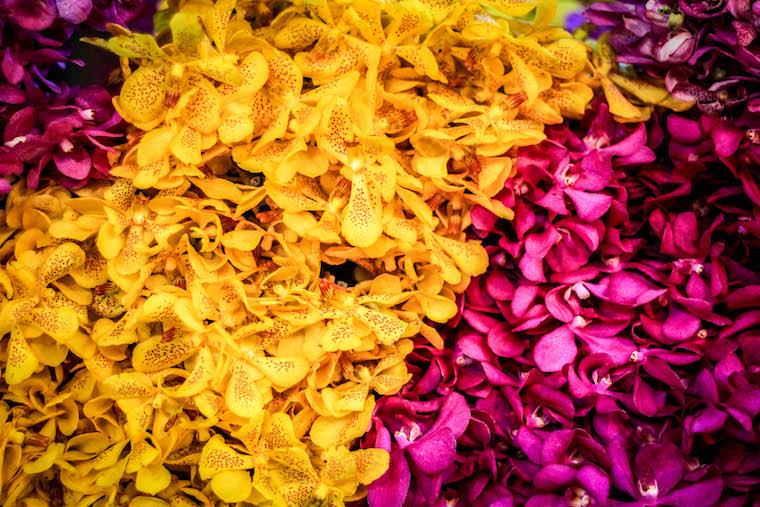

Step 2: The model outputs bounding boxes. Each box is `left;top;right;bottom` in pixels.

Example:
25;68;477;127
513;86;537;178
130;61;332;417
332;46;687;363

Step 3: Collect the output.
363;100;760;506
0;0;155;192
585;0;759;117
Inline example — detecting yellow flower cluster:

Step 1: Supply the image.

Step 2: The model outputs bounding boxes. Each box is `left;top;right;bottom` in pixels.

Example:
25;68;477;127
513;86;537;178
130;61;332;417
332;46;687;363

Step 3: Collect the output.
0;180;396;505
0;0;592;505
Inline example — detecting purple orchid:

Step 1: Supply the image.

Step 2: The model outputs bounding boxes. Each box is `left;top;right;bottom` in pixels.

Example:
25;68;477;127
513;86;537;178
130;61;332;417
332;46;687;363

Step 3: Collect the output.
363;93;760;505
368;394;472;507
585;0;760;117
0;85;121;189
0;0;155;191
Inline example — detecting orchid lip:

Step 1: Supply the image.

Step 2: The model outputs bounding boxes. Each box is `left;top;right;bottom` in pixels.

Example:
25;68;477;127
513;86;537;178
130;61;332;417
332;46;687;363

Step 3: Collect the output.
572;315;589;328
5;136;27;147
570;488;592;507
394;423;422;448
572;282;591;300
59;138;75;153
637;479;659;499
79;108;96;121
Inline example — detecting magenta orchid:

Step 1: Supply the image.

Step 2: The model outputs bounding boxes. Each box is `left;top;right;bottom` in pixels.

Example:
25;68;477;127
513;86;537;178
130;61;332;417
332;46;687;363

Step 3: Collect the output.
363;94;760;505
0;0;155;191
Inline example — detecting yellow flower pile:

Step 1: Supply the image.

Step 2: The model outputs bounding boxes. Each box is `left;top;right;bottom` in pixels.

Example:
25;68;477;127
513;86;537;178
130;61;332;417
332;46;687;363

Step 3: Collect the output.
0;0;592;505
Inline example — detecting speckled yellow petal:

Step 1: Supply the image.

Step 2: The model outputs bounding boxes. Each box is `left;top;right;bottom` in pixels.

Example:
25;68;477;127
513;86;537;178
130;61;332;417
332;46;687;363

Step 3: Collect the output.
114;227;149;275
274;17;326;49
136;464;171;495
262;43;303;98
116;66;167;130
6;265;36;298
353;448;389;485
542;38;588;79
395;186;437;229
295;0;329;22
89;440;129;470
383;214;417;244
199;434;254;480
102;372;155;400
521;96;564;124
121;397;154;438
493;119;547;146
372;369;412;395
352;306;407;345
163;346;213;397
170;11;204;55
218;114;254;145
322;317;361;352
5;326;38;385
341;173;382;248
28;306;79;342
178;79;222;135
332;384;371;415
542;83;594;119
92;33;165;60
225;361;266;418
426;84;486;114
319;446;358;493
385;3;432;46
424;232;461;285
434;234;489;277
396;45;447;82
253;356;310;389
260;412;300;450
346;0;385;43
204;0;235;51
317;100;352;164
231;411;265;452
171;124;202;165
266;182;324;212
134;157;172;189
132;335;197;373
126;440;160;473
238;51;269;94
141;293;203;331
39;242;86;286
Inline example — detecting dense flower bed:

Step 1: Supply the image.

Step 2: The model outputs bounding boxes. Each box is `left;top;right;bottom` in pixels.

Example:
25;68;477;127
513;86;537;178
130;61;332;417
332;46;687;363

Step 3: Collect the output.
364;99;759;505
1;1;758;506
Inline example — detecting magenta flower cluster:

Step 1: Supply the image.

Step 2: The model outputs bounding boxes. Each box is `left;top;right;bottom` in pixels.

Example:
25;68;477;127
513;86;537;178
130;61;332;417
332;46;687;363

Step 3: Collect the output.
364;90;760;504
0;0;154;192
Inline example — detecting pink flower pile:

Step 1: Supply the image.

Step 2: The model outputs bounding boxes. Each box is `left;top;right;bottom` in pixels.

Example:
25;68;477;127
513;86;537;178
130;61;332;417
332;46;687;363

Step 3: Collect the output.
0;0;155;191
363;97;760;505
